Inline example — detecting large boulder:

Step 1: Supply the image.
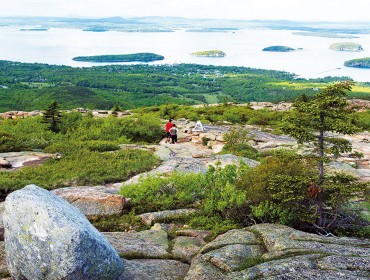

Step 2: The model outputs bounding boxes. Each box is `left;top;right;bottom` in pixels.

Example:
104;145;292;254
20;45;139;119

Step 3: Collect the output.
3;184;124;280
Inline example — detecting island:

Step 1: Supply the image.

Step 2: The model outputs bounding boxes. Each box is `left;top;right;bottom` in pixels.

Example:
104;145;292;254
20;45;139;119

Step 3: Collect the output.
186;28;238;33
190;50;226;57
344;57;370;68
262;46;295;52
82;26;110;32
329;42;363;52
293;32;359;39
72;53;165;63
19;28;48;31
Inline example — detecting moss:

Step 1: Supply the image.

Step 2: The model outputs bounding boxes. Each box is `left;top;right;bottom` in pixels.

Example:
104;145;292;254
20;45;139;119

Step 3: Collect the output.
91;213;149;232
237;256;265;270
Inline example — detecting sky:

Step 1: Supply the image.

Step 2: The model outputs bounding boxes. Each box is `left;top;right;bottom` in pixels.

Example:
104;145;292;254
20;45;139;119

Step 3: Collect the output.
1;0;369;22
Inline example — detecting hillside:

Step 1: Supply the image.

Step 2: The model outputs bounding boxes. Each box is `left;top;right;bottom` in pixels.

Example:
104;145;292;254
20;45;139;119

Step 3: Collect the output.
2;60;370;112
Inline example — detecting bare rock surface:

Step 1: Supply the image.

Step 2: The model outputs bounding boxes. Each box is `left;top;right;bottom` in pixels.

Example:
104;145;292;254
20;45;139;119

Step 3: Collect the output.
120;259;189;280
172;236;206;263
3;184;124;280
52;186;127;218
0;151;53;168
103;230;171;259
186;224;370;280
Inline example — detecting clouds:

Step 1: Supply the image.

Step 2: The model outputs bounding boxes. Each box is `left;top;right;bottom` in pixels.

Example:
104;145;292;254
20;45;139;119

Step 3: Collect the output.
1;0;369;21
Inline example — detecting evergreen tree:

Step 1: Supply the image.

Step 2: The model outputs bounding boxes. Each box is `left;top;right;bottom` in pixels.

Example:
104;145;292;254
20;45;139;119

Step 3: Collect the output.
43;101;61;132
282;81;359;229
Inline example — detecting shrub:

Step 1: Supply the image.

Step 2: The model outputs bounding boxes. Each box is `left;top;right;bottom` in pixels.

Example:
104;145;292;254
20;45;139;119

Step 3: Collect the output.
120;173;207;213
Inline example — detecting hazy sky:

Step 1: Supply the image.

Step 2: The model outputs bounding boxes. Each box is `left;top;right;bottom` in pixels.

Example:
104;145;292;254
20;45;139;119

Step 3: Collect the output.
2;0;369;21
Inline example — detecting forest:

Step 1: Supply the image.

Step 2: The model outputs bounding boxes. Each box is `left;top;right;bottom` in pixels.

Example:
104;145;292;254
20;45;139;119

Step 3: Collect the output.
1;60;370;112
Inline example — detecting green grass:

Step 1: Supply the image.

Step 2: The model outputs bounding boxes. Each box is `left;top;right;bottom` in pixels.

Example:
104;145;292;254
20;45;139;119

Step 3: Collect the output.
203;94;219;103
0;149;160;193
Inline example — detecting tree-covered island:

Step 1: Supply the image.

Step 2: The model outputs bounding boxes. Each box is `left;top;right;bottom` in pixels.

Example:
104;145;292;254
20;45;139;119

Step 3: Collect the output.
262;46;296;52
330;42;363;52
190;50;226;57
72;53;165;63
344;57;370;68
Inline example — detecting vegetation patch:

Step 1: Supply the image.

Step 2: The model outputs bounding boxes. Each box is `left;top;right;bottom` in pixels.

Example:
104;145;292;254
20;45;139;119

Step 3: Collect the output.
72;53;165;62
344;57;370;68
190;50;226;57
262;46;295;52
329;42;363;52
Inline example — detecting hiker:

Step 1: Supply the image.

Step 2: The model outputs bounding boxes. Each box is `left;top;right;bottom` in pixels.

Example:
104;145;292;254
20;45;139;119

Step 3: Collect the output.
165;119;173;143
169;124;178;144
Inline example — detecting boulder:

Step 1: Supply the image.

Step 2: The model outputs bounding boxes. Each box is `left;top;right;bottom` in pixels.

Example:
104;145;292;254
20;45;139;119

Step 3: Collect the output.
52;186;127;218
3;184;124;280
138;209;198;226
150;223;180;233
0;159;11;168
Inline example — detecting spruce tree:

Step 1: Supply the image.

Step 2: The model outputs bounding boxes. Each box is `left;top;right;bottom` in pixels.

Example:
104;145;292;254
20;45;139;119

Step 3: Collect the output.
282;81;359;229
43;101;61;133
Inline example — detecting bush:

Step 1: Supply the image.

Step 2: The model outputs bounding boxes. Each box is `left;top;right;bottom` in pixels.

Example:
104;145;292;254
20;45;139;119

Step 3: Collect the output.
120;172;207;213
221;127;260;160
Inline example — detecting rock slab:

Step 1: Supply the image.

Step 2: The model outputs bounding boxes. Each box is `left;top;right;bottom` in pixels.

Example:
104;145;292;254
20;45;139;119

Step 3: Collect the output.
52;186;126;218
3;184;124;280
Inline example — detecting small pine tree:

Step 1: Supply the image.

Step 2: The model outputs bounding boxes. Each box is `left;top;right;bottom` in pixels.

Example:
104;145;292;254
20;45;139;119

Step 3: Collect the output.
282;81;360;230
43;101;61;132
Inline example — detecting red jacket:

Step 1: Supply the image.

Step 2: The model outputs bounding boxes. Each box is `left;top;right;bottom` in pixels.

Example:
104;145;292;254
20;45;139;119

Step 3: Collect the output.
165;122;173;132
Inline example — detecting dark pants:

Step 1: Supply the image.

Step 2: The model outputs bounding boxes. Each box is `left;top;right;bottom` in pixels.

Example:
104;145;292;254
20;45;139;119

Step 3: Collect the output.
171;135;177;143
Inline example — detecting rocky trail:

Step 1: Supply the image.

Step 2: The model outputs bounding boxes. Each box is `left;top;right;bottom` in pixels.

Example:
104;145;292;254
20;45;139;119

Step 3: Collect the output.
0;120;369;279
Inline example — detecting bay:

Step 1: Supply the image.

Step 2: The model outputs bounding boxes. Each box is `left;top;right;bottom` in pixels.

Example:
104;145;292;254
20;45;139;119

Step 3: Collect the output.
1;27;370;82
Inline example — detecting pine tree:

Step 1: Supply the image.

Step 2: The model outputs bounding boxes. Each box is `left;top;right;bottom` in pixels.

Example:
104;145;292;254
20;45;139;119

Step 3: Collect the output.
282;81;359;229
43;101;61;133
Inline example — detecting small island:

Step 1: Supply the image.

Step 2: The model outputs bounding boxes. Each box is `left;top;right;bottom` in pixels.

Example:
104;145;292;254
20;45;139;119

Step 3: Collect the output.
190;50;226;57
262;46;295;52
83;26;110;32
344;57;370;68
72;53;165;63
19;28;48;31
330;42;363;52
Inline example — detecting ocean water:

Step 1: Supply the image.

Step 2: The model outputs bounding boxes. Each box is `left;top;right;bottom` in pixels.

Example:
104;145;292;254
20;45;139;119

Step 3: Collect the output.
2;27;370;82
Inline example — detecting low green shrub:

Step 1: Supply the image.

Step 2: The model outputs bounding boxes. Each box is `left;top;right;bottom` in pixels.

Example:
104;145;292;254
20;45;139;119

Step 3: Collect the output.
0;149;160;193
121;172;207;213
